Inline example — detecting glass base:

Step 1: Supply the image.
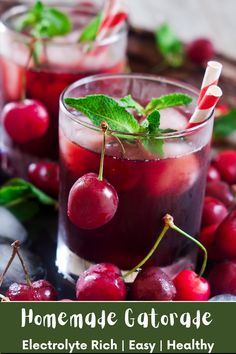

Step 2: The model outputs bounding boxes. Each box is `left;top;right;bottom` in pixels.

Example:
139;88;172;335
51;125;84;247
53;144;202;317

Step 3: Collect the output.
56;238;197;283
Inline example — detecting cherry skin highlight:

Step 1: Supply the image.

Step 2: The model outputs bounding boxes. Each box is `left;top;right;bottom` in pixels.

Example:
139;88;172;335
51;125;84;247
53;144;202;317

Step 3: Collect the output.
131;267;176;301
213;150;236;184
215;210;236;259
2;99;49;144
201;196;228;228
28;161;59;197
207;165;221;183
76;263;126;301
6;279;57;301
67;172;119;230
173;269;210;301
209;261;236;296
186;38;215;65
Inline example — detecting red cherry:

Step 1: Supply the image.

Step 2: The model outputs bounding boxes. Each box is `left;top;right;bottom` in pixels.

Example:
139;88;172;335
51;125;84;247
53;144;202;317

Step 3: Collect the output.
201;196;228;228
199;224;221;260
199;224;218;248
186;38;215;65
173;269;210;301
131;267;176;301
67;172;119;230
76;263;126;301
207;165;221;183
205;181;234;208
213;150;236;185
2;99;49;144
6;279;57;301
209;261;236;296
215;210;236;259
28;162;59;197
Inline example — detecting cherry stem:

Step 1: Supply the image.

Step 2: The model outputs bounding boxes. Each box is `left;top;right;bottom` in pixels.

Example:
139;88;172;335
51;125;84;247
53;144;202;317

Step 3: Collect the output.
21;38;37;101
123;213;208;280
0;240;20;287
123;222;170;279
14;245;32;287
164;214;208;278
98;122;108;181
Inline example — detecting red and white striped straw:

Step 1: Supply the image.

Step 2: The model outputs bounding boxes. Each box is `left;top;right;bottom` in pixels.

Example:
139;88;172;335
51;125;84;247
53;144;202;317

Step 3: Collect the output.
197;61;222;104
189;85;222;124
97;0;126;40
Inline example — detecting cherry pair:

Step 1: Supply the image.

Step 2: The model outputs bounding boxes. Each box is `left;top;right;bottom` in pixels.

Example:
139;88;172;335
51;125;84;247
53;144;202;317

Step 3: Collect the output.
1;241;57;301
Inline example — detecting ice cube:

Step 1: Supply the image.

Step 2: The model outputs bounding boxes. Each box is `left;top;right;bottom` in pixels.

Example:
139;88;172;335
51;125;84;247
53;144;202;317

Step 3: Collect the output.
0;207;27;243
160;108;188;130
145;150;199;196
164;141;193;158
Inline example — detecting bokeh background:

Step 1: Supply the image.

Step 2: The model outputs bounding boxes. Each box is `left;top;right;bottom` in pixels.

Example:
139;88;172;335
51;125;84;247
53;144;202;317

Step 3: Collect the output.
0;0;235;58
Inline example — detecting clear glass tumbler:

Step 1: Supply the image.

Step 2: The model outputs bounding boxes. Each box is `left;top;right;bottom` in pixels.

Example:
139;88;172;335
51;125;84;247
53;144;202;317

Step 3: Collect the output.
0;2;127;176
57;73;214;278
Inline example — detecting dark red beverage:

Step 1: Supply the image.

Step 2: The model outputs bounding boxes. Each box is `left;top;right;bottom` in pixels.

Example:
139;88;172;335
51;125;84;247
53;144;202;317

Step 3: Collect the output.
57;74;214;277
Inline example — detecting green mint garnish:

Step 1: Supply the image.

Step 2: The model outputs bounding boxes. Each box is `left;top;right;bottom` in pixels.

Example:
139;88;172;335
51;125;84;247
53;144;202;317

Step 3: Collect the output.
64;95;140;134
17;1;71;38
65;92;192;156
145;93;192;115
0;178;57;222
213;108;236;140
79;14;102;42
16;1;71;66
155;23;184;68
120;95;145;115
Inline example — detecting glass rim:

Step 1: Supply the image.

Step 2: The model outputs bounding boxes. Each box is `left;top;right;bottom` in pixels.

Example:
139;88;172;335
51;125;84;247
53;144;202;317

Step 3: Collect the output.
0;3;127;48
60;73;214;139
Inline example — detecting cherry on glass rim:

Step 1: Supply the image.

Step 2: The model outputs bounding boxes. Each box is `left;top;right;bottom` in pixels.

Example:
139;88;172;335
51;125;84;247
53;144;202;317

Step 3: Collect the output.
67;172;119;229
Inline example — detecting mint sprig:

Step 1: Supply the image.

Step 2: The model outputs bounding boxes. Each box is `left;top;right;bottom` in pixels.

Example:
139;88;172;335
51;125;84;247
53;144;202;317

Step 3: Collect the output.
16;1;71;66
155;23;184;68
17;1;71;38
65;92;192;156
0;178;57;222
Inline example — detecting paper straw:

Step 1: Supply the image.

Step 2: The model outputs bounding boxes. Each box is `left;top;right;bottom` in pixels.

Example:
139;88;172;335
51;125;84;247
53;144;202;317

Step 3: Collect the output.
189;85;223;124
197;61;222;104
97;0;126;40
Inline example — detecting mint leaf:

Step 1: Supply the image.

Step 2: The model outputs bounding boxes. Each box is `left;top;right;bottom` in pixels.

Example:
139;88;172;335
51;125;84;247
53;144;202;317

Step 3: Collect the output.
65;95;140;134
142;110;164;156
8;201;40;222
17;1;71;38
146;110;161;134
120;95;144;115
155;23;184;68
214;109;236;139
79;14;102;42
145;93;192;115
0;178;57;221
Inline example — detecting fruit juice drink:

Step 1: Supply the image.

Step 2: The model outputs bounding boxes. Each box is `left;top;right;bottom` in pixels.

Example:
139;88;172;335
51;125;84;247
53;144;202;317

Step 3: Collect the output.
0;3;127;176
57;74;214;277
